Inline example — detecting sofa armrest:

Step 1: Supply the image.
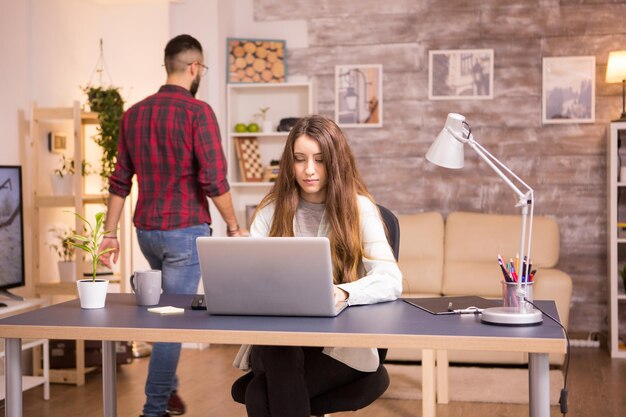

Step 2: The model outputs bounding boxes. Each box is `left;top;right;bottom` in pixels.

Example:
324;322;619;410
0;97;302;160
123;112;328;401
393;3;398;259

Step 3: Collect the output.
532;269;573;329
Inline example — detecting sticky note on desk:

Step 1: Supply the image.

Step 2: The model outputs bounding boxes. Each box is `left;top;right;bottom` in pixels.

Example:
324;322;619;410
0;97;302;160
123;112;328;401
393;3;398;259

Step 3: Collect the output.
147;306;184;315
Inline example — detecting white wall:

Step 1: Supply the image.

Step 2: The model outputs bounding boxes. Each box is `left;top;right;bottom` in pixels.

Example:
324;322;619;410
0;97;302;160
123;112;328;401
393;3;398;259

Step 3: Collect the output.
0;0;30;165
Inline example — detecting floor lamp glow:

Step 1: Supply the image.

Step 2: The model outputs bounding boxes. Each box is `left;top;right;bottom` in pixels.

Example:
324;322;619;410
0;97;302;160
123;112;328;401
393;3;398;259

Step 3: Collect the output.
426;113;542;325
606;50;626;121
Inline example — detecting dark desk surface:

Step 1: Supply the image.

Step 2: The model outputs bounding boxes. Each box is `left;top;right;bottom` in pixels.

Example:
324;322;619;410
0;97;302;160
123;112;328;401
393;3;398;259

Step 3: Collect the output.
0;294;566;353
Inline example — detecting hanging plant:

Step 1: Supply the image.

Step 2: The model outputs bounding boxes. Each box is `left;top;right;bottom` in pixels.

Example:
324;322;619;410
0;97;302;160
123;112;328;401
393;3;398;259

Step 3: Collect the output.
83;85;124;184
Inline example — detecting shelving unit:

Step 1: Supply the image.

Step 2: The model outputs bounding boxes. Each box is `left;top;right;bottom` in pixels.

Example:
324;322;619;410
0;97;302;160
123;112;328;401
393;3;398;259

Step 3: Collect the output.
226;82;316;228
0;298;49;400
27;101;130;383
607;121;626;359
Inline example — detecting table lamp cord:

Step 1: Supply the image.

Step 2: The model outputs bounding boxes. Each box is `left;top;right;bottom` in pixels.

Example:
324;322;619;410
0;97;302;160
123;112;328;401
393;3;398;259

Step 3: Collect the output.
524;297;570;416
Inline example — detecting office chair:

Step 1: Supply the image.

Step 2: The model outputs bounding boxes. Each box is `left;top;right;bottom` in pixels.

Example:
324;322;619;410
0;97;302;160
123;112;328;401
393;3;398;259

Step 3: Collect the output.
231;204;400;416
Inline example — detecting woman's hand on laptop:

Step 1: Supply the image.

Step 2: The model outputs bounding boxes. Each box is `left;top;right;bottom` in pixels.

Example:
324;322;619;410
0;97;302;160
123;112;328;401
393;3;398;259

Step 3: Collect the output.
334;286;348;307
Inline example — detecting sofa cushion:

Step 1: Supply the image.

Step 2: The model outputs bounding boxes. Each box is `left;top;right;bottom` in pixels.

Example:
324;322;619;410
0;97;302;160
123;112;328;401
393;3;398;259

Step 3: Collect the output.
442;211;560;297
397;212;444;296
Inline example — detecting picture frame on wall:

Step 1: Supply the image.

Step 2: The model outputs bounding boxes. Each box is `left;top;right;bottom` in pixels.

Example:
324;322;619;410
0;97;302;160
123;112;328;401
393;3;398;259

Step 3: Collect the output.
335;64;383;128
429;49;494;100
542;56;595;124
227;38;286;83
48;132;67;153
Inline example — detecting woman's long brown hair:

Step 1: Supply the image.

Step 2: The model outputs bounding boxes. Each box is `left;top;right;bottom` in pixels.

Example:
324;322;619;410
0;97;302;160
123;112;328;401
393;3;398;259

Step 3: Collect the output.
255;115;373;284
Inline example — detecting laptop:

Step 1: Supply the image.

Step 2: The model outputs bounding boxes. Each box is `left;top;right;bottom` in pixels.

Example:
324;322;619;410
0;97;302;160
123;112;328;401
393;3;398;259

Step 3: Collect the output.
196;237;348;317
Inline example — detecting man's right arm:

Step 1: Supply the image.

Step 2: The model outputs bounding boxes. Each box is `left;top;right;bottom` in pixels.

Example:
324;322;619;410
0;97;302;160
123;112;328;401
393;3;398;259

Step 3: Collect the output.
211;191;247;237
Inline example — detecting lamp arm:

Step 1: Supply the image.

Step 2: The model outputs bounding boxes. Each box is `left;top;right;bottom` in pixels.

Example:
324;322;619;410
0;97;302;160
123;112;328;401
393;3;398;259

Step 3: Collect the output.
465;139;529;202
471;140;534;200
456;131;535;288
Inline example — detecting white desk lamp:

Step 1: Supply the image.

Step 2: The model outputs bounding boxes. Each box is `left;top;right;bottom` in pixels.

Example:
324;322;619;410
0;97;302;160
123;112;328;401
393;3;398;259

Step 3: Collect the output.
426;113;542;325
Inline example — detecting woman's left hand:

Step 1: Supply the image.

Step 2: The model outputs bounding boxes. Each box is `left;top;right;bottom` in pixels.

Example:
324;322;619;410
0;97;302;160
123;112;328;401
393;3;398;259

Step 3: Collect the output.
334;286;348;306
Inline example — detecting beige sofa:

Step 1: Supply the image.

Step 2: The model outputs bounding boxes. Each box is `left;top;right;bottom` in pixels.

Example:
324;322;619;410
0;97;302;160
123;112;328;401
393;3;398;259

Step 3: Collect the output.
389;211;573;366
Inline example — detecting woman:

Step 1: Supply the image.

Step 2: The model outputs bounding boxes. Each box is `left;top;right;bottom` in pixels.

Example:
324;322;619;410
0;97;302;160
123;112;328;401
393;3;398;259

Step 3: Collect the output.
233;115;402;417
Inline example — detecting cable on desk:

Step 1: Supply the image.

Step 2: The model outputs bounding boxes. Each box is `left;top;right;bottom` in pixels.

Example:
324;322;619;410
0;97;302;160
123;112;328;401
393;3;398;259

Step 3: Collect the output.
524;297;570;416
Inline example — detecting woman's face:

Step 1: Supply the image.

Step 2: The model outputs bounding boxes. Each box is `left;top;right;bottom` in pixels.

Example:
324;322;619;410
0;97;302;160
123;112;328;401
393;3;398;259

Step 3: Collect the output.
293;134;327;203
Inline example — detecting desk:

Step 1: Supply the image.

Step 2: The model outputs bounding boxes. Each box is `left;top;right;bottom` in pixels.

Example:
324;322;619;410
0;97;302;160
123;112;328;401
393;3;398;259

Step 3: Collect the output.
0;294;566;417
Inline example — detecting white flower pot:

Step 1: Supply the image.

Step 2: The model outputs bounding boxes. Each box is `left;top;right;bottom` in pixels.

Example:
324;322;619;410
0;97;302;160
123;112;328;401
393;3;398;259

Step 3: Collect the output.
76;279;108;309
57;261;76;283
51;174;74;195
262;120;274;133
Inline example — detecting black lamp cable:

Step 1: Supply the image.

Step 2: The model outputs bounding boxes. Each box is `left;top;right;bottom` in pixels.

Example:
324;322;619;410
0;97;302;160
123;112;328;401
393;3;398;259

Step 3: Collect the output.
524;297;570;416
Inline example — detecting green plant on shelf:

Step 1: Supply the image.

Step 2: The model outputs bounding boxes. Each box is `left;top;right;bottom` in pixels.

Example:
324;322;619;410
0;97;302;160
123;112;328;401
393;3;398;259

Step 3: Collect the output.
53;155;93;178
48;227;76;262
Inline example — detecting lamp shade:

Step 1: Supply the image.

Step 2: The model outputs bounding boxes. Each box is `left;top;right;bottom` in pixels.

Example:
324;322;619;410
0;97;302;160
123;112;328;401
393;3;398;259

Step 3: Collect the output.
425;113;466;169
606;50;626;83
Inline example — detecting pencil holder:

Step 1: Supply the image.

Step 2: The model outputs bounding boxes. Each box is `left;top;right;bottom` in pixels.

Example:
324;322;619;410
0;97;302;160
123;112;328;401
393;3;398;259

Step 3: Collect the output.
502;281;534;311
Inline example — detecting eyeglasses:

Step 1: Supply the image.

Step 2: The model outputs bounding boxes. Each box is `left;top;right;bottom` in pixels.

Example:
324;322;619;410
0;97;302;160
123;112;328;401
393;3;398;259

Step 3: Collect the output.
162;61;209;75
189;61;208;76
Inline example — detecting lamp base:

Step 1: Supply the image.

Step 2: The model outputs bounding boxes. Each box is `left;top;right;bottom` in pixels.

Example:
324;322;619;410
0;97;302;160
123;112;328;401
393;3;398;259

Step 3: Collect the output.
612;113;626;122
480;306;543;326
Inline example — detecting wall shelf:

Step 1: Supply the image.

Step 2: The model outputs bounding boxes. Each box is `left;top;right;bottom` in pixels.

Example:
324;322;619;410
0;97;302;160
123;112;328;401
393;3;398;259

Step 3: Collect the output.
225;82;316;229
607;121;626;359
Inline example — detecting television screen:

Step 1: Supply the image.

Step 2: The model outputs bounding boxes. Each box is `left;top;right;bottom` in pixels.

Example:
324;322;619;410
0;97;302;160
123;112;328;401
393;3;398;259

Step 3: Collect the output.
0;166;25;296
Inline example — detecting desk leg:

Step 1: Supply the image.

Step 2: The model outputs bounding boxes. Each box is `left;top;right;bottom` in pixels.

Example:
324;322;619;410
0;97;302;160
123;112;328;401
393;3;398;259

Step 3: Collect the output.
422;349;436;417
528;352;549;417
436;350;449;404
102;341;117;417
5;338;22;417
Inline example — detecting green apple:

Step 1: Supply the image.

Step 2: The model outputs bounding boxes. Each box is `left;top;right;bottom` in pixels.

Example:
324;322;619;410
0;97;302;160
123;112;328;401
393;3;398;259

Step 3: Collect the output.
234;123;247;133
247;123;260;133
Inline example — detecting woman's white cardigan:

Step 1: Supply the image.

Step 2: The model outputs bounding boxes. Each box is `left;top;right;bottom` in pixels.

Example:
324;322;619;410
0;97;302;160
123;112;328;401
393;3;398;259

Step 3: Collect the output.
233;195;402;372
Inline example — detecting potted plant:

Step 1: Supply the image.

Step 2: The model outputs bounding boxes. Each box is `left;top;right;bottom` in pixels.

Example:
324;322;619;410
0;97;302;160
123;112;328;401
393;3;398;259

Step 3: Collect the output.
48;227;76;283
51;155;75;195
83;86;124;188
68;211;117;309
255;106;273;133
51;156;92;195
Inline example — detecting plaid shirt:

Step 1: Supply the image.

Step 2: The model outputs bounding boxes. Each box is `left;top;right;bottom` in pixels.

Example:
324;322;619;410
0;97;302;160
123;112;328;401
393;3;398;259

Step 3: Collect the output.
109;85;230;230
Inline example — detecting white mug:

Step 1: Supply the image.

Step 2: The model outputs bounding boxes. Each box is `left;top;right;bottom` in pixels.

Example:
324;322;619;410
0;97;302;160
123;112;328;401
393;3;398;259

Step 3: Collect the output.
130;270;162;306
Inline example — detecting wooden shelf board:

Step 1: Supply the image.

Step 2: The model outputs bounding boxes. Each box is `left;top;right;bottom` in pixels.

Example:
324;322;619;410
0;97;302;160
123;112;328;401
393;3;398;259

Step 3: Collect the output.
36;195;75;207
83;194;108;204
33;107;74;121
35;282;78;296
48;367;98;385
81;112;99;124
231;181;273;187
0;376;47;400
230;132;289;138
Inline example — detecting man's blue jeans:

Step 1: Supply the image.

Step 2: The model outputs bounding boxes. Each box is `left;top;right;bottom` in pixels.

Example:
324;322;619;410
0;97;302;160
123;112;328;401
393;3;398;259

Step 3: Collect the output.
136;224;210;417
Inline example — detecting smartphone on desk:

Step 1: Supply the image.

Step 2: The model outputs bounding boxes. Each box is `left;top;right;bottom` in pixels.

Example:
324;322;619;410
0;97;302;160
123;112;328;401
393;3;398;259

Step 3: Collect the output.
191;294;207;310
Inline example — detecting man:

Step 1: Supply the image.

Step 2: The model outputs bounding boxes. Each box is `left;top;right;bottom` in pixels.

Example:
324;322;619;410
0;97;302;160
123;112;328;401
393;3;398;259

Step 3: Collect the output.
99;34;245;417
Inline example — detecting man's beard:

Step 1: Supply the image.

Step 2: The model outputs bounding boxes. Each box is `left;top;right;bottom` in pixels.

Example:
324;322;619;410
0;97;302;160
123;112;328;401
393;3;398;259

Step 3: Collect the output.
190;73;201;97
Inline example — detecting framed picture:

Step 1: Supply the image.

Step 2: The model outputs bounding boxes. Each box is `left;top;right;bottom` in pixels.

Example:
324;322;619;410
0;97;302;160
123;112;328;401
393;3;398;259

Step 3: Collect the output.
48;132;67;153
335;64;383;128
429;49;494;100
227;38;286;83
542;56;595;124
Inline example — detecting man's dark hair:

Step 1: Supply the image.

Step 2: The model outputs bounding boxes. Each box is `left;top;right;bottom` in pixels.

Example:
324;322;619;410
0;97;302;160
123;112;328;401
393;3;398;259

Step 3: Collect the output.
164;34;203;74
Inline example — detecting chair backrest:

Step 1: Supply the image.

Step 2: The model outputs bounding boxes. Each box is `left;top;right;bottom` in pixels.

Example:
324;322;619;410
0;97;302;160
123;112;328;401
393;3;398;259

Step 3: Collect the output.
377;204;400;261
